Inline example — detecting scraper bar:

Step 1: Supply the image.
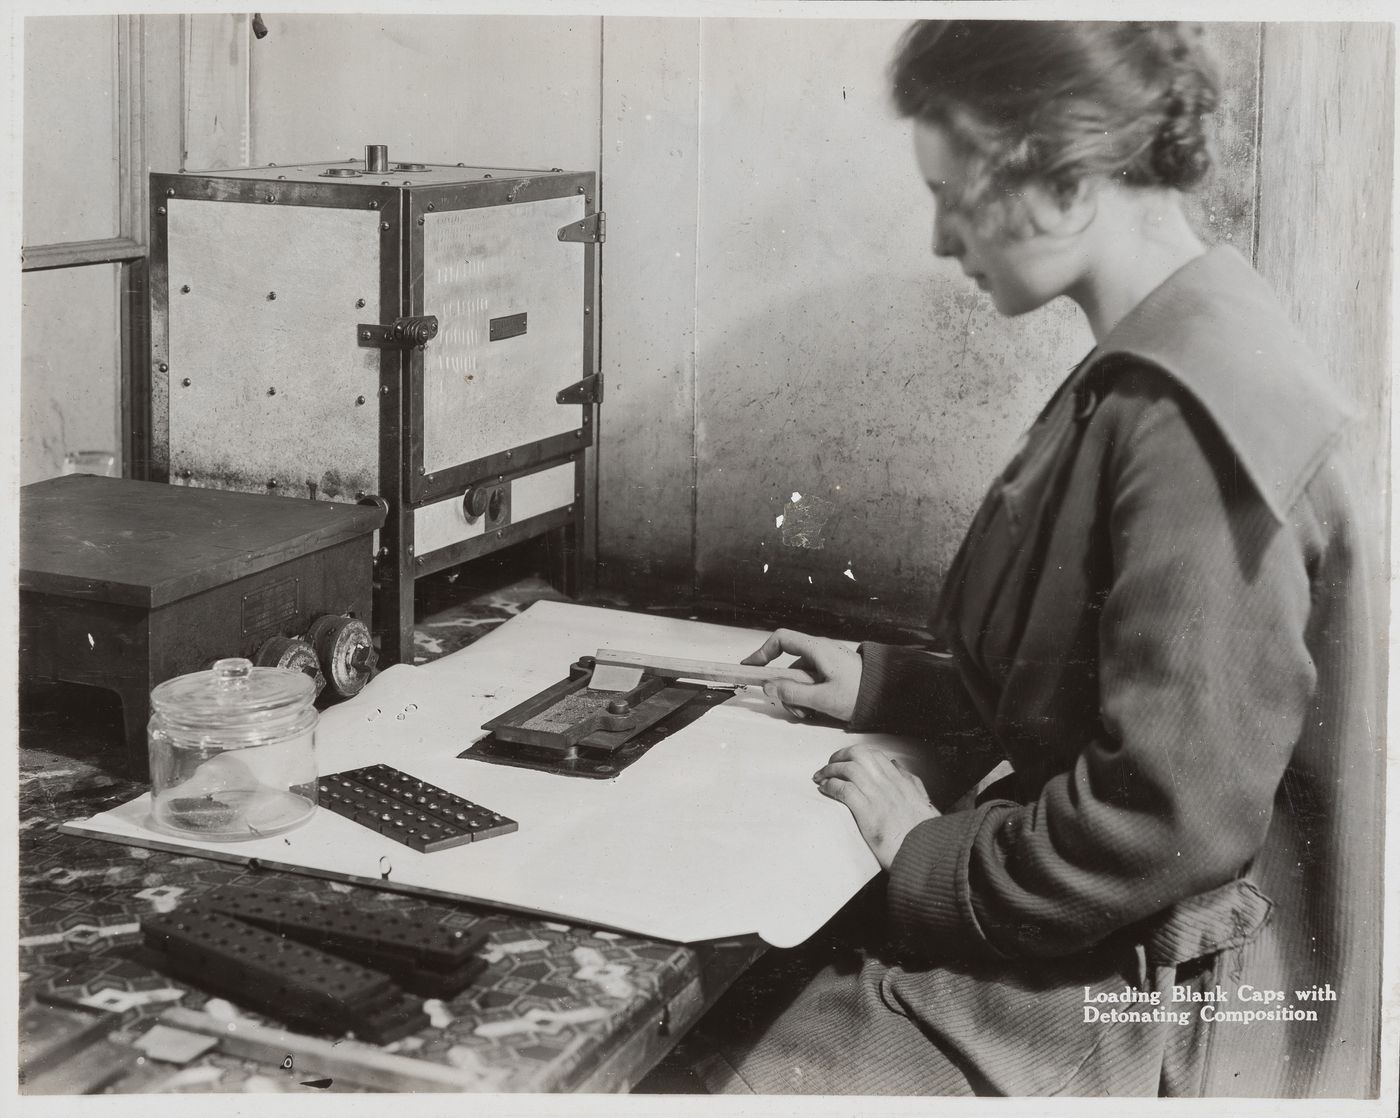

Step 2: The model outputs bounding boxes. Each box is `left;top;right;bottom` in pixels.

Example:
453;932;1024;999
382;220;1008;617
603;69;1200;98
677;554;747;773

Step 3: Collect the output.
592;649;816;690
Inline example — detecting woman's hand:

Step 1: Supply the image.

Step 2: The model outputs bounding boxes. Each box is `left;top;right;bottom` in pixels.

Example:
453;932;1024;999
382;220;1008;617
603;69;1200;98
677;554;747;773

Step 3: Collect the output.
813;744;940;869
742;629;863;723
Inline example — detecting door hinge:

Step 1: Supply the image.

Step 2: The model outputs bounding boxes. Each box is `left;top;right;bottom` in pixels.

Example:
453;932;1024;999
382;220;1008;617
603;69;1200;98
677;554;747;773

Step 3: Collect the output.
357;316;439;348
556;374;603;405
557;212;605;244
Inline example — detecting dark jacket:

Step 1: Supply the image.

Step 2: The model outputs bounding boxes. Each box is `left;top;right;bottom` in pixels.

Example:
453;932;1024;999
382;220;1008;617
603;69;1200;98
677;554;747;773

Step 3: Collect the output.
845;246;1382;1097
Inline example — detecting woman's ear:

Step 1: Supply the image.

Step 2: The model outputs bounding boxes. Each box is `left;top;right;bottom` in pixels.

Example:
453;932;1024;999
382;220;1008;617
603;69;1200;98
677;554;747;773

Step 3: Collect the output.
1026;176;1100;239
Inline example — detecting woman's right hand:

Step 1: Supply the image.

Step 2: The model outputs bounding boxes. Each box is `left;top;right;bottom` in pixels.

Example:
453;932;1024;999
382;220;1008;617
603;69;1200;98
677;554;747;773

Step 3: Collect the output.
742;629;863;723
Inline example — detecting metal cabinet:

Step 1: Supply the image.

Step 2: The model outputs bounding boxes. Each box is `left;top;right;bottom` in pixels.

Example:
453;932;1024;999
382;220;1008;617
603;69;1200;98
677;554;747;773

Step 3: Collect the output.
146;150;602;663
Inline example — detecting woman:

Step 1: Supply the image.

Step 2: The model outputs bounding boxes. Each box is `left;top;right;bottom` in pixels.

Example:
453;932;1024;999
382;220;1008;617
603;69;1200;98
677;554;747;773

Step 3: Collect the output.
709;21;1381;1098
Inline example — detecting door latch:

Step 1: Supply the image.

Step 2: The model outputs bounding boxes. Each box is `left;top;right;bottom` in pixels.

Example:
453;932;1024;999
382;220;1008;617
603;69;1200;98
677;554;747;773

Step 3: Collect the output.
357;316;439;348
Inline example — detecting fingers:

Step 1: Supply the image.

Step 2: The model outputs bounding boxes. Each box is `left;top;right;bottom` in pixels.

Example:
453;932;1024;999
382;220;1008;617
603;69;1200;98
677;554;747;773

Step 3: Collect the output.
816;749;931;801
812;763;869;811
825;743;882;767
741;628;823;668
743;630;861;724
763;678;815;710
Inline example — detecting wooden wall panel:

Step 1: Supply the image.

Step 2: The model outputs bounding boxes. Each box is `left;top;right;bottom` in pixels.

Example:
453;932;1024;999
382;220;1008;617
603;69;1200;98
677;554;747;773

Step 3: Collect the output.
182;13;250;172
21;266;122;485
56;16;1380;647
1255;23;1393;529
688;20;1262;634
22;15;121;245
246;14;601;173
596;17;703;596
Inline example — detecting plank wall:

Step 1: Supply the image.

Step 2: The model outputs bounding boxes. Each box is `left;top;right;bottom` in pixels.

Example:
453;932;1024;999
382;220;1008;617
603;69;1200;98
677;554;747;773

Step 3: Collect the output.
23;16;1388;642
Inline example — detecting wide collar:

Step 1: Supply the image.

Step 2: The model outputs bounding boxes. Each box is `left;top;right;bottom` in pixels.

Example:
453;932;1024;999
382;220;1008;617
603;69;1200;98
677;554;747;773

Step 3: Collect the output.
1083;245;1354;522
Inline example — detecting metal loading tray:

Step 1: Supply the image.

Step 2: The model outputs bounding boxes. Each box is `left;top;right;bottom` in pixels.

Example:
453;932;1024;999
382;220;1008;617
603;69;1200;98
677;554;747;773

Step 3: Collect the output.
461;657;732;778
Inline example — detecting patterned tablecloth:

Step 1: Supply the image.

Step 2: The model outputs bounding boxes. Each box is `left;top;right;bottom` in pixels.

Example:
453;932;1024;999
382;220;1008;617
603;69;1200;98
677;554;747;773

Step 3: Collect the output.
18;580;761;1094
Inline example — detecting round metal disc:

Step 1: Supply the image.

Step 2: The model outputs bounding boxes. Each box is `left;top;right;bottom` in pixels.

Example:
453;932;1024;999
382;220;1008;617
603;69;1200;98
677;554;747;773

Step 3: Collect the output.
252;635;326;699
306;614;377;699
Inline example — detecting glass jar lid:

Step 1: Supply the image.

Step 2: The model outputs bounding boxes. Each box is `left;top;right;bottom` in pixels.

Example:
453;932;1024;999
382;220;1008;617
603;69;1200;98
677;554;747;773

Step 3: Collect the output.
150;657;316;743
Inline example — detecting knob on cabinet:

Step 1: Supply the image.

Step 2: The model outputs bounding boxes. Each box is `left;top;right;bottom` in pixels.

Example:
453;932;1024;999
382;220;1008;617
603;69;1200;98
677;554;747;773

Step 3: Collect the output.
306;614;377;699
254;635;327;699
462;485;506;525
463;487;490;521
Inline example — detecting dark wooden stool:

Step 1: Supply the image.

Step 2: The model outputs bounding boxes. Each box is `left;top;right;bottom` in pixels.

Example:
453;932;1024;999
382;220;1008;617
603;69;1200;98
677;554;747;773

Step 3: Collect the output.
19;476;385;772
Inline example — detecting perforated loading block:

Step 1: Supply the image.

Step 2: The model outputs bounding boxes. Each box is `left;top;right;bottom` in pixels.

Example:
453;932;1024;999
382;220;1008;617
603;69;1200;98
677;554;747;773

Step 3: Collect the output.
201;883;489;998
316;764;518;852
142;905;429;1043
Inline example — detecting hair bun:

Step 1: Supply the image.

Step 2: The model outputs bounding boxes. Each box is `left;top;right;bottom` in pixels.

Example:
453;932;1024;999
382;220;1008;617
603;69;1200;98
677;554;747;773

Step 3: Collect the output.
1149;70;1216;189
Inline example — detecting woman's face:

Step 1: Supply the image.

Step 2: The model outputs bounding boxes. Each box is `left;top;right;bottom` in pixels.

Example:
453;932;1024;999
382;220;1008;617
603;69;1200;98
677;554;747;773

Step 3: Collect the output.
912;120;1088;317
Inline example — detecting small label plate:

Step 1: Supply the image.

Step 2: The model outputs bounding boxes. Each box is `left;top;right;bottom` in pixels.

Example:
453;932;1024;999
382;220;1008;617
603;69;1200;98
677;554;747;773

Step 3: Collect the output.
488;312;528;342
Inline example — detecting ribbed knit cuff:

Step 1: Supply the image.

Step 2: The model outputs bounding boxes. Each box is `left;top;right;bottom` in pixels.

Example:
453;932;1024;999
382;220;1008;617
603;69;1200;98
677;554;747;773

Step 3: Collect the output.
850;641;970;736
887;801;1016;961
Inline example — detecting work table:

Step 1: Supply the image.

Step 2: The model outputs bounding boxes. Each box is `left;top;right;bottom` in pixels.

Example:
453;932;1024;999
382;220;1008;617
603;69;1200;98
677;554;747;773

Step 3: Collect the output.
17;591;766;1095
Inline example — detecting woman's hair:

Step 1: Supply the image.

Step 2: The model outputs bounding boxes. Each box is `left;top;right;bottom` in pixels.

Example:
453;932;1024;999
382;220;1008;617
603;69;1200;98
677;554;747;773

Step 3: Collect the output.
890;21;1220;228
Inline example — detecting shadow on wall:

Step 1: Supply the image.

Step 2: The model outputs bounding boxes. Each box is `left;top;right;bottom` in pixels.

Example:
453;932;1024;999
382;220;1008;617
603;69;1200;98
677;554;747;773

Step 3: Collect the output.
691;266;1089;638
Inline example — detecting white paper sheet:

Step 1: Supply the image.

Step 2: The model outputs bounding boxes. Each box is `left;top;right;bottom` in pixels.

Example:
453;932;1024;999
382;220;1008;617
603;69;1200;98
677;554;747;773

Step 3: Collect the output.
64;601;909;947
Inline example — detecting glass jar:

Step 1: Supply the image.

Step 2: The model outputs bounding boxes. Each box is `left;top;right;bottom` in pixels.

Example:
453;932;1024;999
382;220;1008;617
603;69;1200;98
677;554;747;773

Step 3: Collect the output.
148;657;318;841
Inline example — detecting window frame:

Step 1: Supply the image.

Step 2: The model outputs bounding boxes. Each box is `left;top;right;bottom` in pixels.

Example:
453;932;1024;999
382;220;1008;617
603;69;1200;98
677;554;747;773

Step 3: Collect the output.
20;14;150;477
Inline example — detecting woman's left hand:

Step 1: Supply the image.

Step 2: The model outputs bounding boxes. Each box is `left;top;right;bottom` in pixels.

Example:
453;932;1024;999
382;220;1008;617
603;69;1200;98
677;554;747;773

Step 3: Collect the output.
813;744;941;870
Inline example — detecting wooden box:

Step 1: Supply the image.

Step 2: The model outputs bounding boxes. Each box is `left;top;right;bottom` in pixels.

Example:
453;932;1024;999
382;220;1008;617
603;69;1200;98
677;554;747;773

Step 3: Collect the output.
19;475;385;769
144;152;601;663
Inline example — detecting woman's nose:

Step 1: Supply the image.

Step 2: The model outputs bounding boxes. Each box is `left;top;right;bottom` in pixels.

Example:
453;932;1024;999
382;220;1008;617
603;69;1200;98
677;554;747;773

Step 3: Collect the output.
932;211;962;258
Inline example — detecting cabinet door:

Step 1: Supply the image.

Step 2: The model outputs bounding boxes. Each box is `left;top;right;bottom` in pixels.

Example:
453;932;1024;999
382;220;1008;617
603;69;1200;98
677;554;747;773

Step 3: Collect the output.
413;187;590;502
164;198;385;502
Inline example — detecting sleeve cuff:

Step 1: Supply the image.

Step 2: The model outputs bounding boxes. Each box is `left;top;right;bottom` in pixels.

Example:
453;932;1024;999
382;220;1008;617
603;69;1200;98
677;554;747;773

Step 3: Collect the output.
887;801;1018;961
850;641;981;736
